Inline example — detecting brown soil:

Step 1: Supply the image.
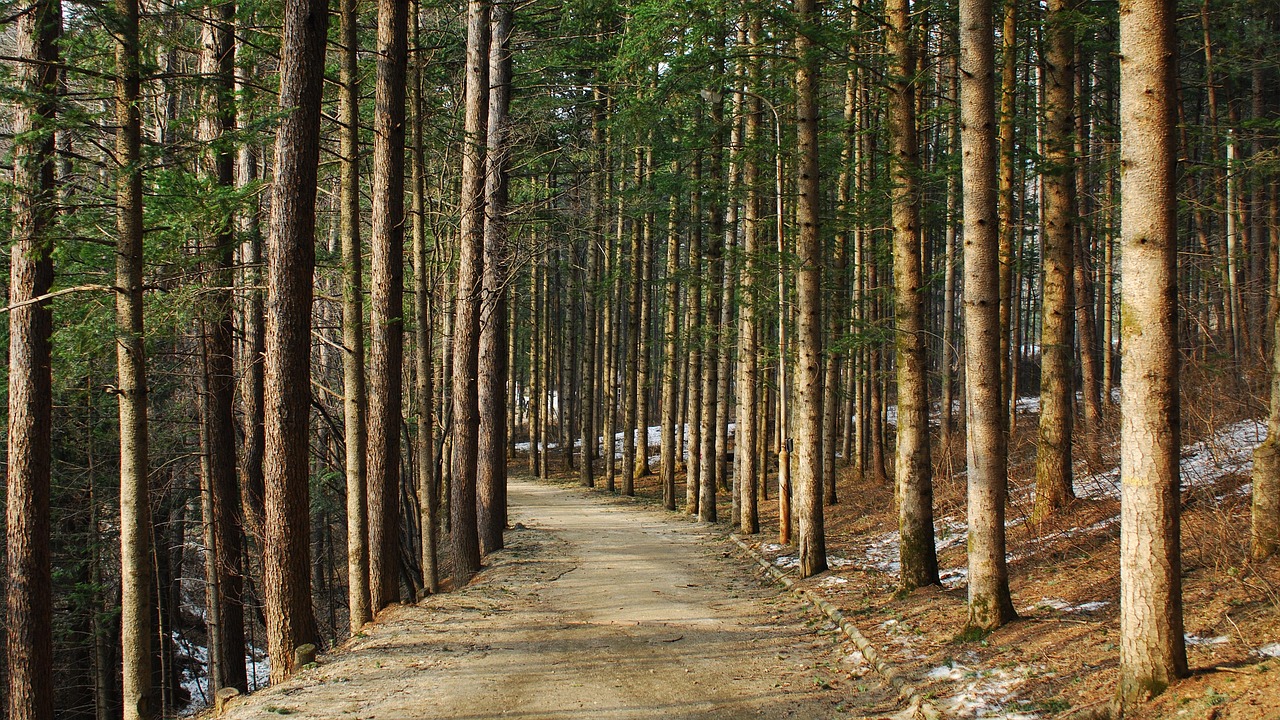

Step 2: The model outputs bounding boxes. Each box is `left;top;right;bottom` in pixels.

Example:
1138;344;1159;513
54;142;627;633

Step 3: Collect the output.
609;404;1280;719
221;477;905;720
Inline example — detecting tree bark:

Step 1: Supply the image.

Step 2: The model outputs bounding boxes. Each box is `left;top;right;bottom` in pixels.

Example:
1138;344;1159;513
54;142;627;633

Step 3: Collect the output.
686;153;704;515
115;0;157;711
262;0;326;682
661;169;682;512
1117;0;1188;703
1254;272;1280;559
997;0;1018;423
1033;0;1077;519
6;0;59;716
367;0;408;612
451;0;491;585
959;0;1016;629
734;16;762;534
886;0;938;590
339;0;371;628
478;0;513;554
580;84;606;489
236;52;266;548
793;0;827;578
410;0;439;595
637;148;657;480
622;149;643;497
198;0;246;690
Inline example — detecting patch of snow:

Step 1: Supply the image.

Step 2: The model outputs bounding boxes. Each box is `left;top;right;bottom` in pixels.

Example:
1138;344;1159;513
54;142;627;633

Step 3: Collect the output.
1072;419;1265;500
1255;643;1280;658
819;576;849;587
1015;395;1041;414
939;567;968;589
928;661;1045;719
1023;597;1110;614
177;637;270;716
1184;634;1230;646
761;543;785;553
855;517;971;579
774;555;855;570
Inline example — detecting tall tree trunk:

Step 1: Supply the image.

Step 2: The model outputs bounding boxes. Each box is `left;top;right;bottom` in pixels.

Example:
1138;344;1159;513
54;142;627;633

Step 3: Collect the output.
6;0;59;716
602;195;618;491
236;51;266;548
637;148;657;480
367;0;408;612
735;15;762;534
262;0;326;682
661;170;682;511
339;0;371;628
717;87;739;503
959;0;1016;629
115;0;156;711
1033;0;1077;519
940;56;959;472
1102;141;1117;402
478;0;513;554
699;85;724;522
686;154;704;515
451;0;491;585
793;0;827;578
528;258;542;474
1074;54;1102;439
1254;271;1280;559
198;0;246;690
410;0;439;595
580;84;606;489
997;0;1018;422
622;149;642;497
1117;0;1188;703
887;0;938;590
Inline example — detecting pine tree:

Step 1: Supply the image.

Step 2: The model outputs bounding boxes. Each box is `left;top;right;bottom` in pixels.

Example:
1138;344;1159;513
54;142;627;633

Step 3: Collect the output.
1116;0;1188;703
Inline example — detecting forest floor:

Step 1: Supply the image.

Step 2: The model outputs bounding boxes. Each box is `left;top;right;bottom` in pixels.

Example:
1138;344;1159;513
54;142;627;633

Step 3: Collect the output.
219;477;906;720
598;396;1280;719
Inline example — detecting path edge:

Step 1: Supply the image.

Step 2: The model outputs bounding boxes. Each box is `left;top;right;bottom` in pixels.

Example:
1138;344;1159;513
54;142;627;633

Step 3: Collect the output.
728;533;943;720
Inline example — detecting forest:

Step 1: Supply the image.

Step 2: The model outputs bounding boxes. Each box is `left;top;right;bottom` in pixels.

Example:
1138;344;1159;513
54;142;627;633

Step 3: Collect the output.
2;0;1279;716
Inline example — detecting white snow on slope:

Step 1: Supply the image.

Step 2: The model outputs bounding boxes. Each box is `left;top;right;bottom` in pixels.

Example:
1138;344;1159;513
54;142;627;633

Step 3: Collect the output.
926;662;1043;719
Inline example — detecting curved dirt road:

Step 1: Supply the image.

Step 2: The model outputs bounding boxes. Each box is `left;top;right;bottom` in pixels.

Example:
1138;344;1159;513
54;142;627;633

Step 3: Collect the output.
223;477;897;719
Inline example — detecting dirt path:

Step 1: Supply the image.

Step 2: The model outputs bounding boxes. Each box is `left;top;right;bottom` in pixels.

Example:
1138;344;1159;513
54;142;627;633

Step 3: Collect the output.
223;478;899;719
